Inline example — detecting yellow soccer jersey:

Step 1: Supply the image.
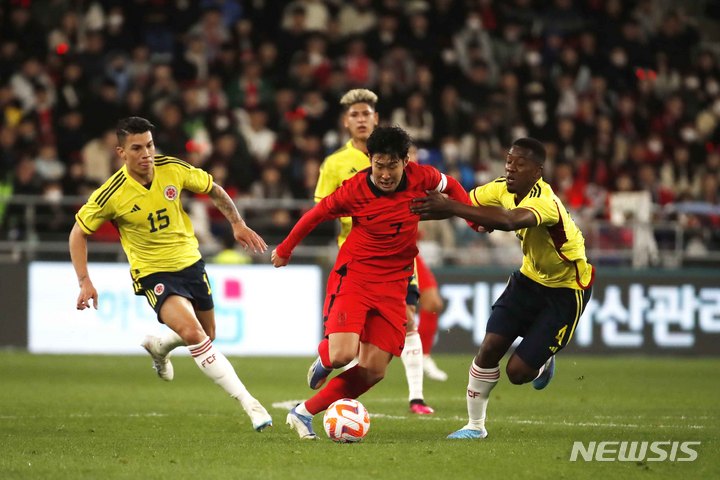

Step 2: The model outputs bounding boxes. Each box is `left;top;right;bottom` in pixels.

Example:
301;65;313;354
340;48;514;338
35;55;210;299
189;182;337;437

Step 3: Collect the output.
75;155;214;280
470;177;594;290
314;139;370;246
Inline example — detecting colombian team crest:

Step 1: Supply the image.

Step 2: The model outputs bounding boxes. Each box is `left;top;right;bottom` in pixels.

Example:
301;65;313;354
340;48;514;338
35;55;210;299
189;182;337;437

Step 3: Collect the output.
164;185;178;201
154;283;165;295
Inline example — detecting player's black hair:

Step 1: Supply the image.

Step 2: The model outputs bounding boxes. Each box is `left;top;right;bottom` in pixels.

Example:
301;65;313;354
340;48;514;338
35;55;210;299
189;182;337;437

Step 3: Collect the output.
116;116;155;145
367;125;412;160
512;137;546;164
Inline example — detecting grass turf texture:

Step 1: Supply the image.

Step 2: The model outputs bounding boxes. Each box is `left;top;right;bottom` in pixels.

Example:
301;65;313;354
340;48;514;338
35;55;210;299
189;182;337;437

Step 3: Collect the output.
1;353;718;479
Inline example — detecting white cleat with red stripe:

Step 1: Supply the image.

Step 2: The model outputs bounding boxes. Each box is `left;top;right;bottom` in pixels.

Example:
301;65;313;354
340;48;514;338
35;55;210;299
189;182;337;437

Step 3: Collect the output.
141;335;174;381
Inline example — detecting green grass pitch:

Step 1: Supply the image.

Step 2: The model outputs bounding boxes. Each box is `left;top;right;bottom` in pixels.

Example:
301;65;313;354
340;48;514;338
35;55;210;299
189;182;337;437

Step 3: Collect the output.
1;353;718;479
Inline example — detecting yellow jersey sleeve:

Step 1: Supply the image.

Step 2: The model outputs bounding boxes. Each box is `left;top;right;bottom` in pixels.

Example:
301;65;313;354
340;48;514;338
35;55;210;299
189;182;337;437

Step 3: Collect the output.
469;178;507;207
75;200;111;234
517;179;593;290
314;159;342;202
517;185;560;227
314;141;370;247
155;156;213;194
75;169;124;233
184;166;213;194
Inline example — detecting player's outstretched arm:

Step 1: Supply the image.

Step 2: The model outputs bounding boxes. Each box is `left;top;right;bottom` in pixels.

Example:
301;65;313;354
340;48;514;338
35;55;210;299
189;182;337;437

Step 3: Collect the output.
69;223;98;310
273;199;336;265
208;182;268;253
411;191;537;231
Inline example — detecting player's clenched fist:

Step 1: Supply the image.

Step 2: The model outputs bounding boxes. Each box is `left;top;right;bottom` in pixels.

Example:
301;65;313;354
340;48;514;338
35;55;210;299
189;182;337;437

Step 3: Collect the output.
271;249;289;268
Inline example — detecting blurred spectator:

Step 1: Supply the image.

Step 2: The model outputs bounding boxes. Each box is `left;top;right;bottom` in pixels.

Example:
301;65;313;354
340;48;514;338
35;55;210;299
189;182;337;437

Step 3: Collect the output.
247;164;294;232
651;10;700;73
47;10;82;56
154;102;189;155
460;114;504;178
33;145;64;183
453;12;495;80
238;108;277;165
342;37;377;88
207;131;254;192
76;30;107;83
104;5;135;52
188;7;230;65
338;0;377;38
250;164;293;201
405;11;434;62
282;0;329;33
227;59;274;111
0;124;19;177
277;4;310;67
433;84;471;142
391;91;433;147
365;11;402;60
4;5;46;58
10;57;55;114
81;129;118;185
127;45;153;88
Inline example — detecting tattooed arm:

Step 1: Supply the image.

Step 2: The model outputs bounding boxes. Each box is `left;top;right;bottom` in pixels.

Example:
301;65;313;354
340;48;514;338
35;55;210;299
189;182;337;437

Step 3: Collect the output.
208;182;268;253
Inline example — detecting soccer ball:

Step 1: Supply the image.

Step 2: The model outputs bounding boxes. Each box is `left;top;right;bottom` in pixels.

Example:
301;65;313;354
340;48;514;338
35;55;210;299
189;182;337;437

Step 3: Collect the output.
323;398;370;443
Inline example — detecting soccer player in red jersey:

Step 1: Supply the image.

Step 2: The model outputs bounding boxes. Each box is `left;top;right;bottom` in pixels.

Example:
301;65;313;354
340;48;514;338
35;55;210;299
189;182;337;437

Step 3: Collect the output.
272;126;475;439
316;88;434;414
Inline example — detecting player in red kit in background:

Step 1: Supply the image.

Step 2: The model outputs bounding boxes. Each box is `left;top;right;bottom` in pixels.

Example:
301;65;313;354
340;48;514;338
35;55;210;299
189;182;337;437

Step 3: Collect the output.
415;253;448;381
272;126;477;439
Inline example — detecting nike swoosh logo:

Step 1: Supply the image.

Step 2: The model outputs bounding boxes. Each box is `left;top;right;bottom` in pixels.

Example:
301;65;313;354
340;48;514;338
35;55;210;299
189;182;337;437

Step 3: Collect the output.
366;214;379;220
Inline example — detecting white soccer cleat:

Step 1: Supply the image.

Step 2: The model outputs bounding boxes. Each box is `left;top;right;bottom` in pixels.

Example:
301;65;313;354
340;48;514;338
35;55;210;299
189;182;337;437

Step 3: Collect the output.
286;407;317;440
423;355;448;382
141;335;174;381
244;398;273;432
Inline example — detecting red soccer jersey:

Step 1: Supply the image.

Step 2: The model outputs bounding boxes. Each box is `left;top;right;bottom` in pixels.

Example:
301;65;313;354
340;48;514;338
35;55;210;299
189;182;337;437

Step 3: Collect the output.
276;162;471;281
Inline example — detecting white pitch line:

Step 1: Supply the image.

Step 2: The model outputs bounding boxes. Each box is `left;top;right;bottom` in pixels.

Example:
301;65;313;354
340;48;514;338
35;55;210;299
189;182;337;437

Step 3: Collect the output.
0;407;710;430
271;400;709;430
0;412;171;419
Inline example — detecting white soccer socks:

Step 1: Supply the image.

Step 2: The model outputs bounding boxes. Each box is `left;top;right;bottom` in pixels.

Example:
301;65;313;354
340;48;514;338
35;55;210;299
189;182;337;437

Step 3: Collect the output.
294;402;312;417
188;337;271;430
401;331;425;402
464;362;500;430
189;337;252;402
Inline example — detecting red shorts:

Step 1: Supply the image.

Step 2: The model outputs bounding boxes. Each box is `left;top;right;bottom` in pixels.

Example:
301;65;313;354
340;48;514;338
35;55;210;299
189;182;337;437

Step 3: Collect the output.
323;266;407;356
415;254;437;291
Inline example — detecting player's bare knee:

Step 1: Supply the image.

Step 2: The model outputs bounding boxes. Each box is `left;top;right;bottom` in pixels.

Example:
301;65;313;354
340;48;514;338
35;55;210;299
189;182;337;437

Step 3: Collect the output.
204;327;216;341
178;327;208;346
506;371;527;385
477;345;504;368
505;360;533;385
330;351;356;368
505;366;529;384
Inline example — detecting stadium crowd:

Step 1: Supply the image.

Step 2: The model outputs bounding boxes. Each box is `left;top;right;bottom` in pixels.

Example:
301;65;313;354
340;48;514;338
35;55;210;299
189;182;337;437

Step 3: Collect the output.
1;0;720;260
